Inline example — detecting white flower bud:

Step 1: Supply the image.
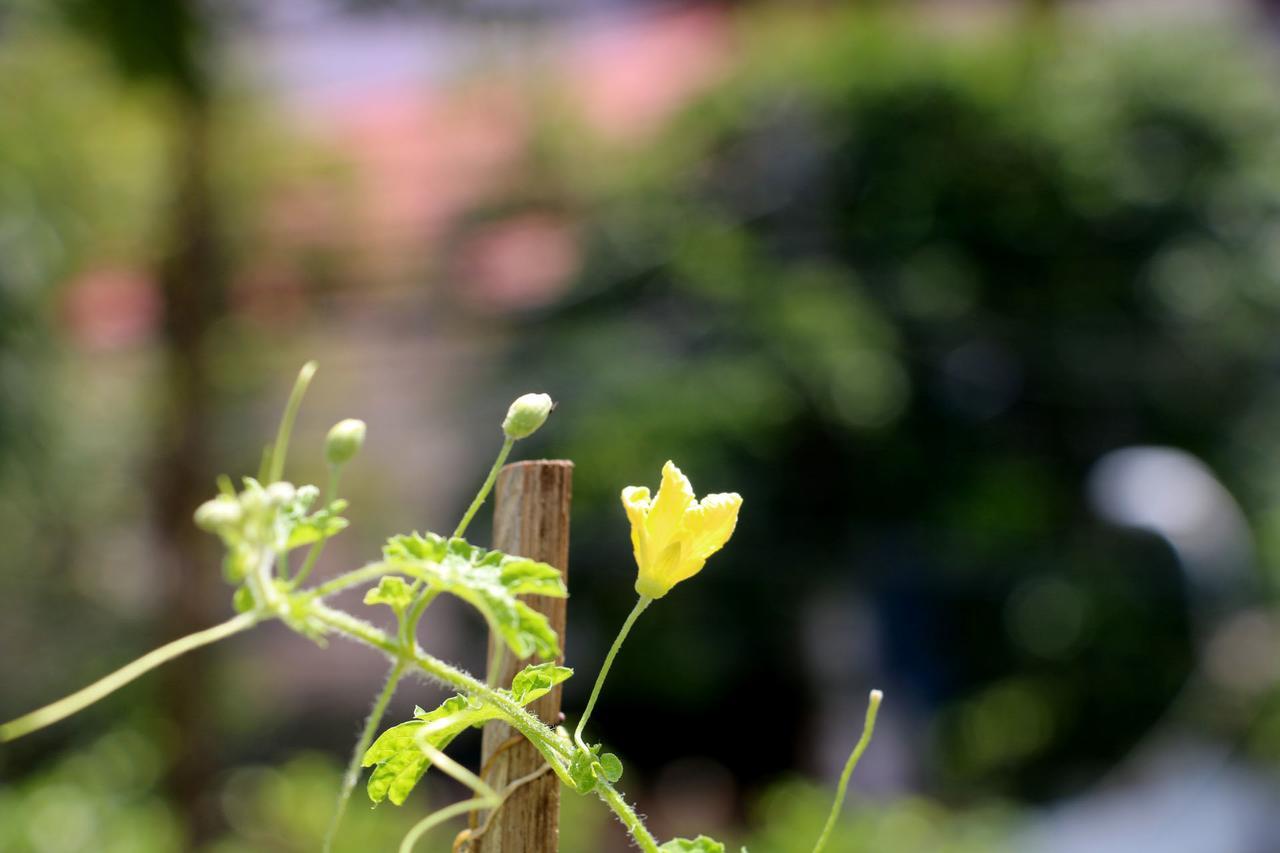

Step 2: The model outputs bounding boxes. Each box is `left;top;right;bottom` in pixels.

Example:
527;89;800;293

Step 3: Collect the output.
325;419;367;466
238;485;269;516
502;393;554;440
194;495;242;532
266;482;296;506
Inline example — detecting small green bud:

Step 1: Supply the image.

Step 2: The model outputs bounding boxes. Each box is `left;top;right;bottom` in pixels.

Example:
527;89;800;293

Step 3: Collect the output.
325;418;367;466
502;393;554;440
195;495;242;532
295;484;320;509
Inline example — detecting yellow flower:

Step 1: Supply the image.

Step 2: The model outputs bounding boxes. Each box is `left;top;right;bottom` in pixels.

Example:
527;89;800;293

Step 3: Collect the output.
622;461;743;599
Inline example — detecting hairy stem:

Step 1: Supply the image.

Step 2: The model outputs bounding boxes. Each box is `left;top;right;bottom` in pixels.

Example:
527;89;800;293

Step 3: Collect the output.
6;593;662;853
308;562;397;599
0;612;261;742
574;595;651;750
323;659;406;853
597;780;661;853
811;689;883;853
304;601;658;849
308;603;574;773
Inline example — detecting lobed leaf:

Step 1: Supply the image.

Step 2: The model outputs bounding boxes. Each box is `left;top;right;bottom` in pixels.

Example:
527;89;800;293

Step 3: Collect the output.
509;663;573;705
362;694;498;806
566;740;623;793
363;576;413;615
569;750;598;794
279;492;347;552
596;751;624;783
382;532;567;660
285;514;348;550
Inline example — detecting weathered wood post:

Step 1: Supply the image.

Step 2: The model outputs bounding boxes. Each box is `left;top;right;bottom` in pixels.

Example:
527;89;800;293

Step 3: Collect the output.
471;460;572;853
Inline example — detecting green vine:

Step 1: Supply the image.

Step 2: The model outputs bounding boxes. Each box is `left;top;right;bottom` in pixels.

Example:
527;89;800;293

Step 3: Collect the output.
0;366;880;853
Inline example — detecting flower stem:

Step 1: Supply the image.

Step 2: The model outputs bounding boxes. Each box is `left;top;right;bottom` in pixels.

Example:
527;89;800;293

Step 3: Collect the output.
453;437;514;540
324;659;406;853
401;436;514;644
267;361;317;484
0;612;261;742
811;689;883;853
289;462;342;589
574;595;651;751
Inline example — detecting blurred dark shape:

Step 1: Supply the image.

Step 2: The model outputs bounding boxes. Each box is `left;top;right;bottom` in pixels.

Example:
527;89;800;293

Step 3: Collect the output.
63;0;230;840
59;0;208;98
466;9;1280;803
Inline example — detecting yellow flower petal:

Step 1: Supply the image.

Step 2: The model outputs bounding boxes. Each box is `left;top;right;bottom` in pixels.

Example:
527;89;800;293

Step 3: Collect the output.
682;492;743;562
621;486;652;571
623;461;742;600
637;540;684;599
664;555;708;591
644;460;694;551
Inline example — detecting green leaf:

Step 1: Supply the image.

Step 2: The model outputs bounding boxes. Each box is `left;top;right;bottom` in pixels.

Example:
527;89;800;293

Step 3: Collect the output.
566;741;622;792
221;549;250;584
596;752;623;783
231;585;255;613
569;750;597;794
382;532;567;660
509;663;573;705
285;514;348;549
658;837;727;853
363;576;414;615
362;694;499;806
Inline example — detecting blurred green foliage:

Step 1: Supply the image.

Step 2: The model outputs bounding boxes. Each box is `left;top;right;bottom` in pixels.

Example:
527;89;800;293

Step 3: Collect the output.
0;733;1015;852
743;780;1014;853
0;728;438;852
476;10;1280;800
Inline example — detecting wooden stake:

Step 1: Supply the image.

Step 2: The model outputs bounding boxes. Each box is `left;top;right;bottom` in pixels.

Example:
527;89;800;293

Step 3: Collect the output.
469;460;572;853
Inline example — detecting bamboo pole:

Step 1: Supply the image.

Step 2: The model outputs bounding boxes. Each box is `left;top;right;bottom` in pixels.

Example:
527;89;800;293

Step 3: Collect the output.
469;460;572;853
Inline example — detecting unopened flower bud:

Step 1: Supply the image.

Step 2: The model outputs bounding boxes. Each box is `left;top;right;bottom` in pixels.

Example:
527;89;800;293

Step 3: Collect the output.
195;495;242;532
325;419;367;466
238;486;269;516
266;481;296;506
502;393;554;440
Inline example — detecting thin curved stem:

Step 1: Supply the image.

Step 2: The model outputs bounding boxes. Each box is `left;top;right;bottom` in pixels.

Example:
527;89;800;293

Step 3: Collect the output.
574;595;651;751
399;590;438;648
308;562;397;599
401;436;514;646
401;736;552;853
811;689;883;853
289;462;342;589
267;361;317;484
399;797;489;853
323;660;406;853
0;612;261;742
417;730;498;800
453;437;514;540
398;711;501;853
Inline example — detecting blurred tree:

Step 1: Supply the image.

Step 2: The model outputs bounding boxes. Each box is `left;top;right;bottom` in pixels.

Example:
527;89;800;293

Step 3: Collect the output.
462;11;1280;802
56;0;230;839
